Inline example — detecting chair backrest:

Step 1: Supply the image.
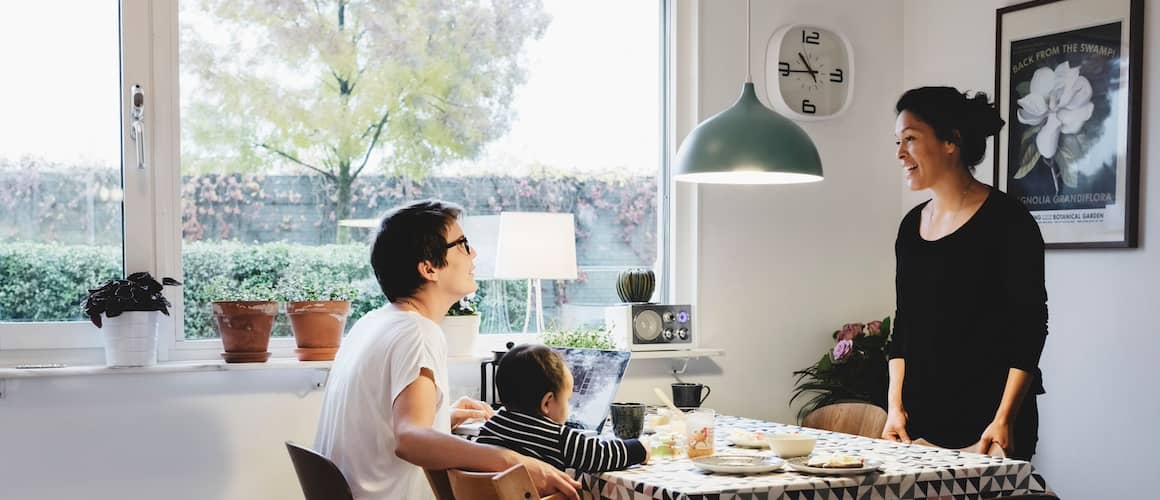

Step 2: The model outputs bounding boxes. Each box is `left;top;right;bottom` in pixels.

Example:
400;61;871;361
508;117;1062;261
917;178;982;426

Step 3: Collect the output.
992;495;1059;499
801;402;888;438
912;437;1007;458
426;464;567;500
285;441;355;500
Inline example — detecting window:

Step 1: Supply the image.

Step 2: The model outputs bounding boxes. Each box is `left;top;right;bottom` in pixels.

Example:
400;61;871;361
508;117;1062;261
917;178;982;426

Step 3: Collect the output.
0;0;155;352
0;0;668;359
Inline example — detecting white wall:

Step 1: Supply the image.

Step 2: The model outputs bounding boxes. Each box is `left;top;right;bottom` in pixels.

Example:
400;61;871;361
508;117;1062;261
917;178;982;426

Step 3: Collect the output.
902;1;1159;498
0;370;323;499
614;0;905;424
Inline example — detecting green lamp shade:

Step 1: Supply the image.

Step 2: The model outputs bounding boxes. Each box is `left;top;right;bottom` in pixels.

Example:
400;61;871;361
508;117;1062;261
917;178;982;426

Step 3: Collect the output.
674;83;823;184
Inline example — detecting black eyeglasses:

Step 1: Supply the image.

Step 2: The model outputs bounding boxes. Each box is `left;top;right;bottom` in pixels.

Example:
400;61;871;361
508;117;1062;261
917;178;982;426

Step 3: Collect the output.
446;235;472;255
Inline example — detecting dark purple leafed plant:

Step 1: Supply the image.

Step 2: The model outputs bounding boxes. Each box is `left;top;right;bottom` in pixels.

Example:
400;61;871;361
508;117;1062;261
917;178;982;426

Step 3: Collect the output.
82;272;182;328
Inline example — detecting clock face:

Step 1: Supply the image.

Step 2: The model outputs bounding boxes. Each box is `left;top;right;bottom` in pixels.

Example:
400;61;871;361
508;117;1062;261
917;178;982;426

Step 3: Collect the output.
765;25;853;119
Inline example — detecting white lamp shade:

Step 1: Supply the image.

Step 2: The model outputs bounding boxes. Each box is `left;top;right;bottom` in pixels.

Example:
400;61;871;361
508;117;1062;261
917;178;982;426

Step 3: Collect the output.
493;212;578;280
459;215;500;280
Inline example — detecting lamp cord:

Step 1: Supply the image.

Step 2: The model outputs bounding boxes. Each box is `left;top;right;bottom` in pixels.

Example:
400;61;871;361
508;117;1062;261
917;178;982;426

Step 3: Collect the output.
746;0;752;83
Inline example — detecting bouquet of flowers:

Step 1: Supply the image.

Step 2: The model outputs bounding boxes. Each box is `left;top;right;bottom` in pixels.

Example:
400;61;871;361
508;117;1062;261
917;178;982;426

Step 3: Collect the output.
790;317;892;421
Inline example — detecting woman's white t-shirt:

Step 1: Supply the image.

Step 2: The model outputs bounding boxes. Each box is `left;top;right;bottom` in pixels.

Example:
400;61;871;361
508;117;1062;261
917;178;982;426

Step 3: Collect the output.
314;303;450;500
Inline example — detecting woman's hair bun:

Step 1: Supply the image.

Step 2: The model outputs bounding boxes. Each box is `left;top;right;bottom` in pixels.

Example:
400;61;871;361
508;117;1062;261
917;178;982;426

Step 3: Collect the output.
962;91;1005;138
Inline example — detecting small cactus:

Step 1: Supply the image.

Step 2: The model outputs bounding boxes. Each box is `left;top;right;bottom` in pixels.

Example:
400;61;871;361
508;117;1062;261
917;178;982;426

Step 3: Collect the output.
615;268;655;303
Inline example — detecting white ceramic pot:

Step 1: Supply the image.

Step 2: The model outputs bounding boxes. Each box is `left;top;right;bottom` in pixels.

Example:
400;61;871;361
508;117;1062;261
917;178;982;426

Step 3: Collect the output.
102;311;161;367
440;315;481;357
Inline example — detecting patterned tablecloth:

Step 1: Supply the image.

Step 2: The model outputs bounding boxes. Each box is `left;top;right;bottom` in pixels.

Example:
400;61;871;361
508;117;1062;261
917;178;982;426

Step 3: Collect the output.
579;415;1051;500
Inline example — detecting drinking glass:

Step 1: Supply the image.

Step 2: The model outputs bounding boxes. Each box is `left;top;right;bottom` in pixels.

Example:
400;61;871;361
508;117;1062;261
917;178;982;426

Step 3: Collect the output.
684;408;716;458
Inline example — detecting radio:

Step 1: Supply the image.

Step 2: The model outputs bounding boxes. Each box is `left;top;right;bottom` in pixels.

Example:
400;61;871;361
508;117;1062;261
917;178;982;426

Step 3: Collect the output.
604;304;694;351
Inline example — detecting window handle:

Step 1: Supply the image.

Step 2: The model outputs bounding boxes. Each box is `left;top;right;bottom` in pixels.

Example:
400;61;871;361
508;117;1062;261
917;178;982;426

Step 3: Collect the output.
130;84;145;170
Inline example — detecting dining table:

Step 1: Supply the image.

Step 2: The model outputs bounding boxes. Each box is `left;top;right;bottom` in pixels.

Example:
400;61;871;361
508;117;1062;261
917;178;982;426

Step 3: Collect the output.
578;415;1052;500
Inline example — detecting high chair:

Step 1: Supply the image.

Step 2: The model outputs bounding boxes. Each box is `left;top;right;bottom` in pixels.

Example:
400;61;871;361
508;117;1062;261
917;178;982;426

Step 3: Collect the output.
425;463;569;500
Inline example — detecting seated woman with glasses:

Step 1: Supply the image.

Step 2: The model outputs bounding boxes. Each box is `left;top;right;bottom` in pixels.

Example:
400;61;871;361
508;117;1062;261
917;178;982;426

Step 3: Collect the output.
313;199;580;500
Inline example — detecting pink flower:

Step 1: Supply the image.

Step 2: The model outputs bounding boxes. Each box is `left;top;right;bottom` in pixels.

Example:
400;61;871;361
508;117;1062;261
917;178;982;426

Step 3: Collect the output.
832;339;854;363
866;320;883;336
837;323;864;341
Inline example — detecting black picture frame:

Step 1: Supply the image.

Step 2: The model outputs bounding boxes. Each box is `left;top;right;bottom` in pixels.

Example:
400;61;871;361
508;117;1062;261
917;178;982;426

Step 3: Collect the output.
994;0;1143;249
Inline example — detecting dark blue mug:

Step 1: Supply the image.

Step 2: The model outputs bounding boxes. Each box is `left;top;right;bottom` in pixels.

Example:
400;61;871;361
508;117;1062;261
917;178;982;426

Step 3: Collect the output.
609;402;646;439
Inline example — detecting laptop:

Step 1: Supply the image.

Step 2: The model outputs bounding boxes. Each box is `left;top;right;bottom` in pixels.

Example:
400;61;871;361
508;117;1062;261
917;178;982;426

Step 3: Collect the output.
453;347;632;437
554;347;632;435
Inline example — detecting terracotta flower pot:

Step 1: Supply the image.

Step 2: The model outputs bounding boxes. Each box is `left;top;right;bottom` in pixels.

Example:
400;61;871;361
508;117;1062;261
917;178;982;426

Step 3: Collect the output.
286;300;351;361
212;301;278;363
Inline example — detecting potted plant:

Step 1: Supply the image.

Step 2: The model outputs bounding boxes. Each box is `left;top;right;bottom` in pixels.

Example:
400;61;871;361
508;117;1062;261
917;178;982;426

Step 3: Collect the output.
206;277;279;363
616;268;656;303
540;324;619;350
790;316;893;422
441;295;481;357
82;272;182;367
277;276;357;361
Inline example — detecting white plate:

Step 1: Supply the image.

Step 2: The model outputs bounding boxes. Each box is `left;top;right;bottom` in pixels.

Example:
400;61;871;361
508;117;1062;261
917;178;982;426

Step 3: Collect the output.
785;456;883;475
691;454;784;474
727;431;770;449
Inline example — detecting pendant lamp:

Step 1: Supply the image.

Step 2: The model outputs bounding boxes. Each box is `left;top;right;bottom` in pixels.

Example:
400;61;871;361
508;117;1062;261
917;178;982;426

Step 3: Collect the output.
674;0;824;184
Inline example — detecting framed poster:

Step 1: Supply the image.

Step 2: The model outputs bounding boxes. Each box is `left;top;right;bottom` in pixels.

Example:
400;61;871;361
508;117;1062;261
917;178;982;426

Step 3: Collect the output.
995;0;1143;248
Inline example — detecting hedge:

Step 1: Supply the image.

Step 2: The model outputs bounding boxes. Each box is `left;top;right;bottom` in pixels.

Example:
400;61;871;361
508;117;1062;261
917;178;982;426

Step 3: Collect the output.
0;242;530;338
0;242;381;338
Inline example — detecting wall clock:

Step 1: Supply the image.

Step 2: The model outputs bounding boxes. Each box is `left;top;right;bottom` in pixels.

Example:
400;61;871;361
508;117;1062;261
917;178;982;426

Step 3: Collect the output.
765;24;854;120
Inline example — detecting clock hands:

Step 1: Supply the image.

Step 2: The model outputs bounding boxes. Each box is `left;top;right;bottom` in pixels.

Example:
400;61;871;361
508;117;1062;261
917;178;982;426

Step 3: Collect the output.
797;52;819;83
777;60;821;80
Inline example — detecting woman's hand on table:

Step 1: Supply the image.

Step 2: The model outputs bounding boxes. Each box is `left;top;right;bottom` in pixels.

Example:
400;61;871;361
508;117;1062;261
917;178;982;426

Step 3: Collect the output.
450;396;495;429
978;418;1012;455
882;406;911;443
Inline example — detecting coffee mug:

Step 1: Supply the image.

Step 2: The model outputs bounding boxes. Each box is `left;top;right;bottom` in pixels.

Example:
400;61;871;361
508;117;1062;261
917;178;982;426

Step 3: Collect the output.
609;402;646;439
671;382;711;408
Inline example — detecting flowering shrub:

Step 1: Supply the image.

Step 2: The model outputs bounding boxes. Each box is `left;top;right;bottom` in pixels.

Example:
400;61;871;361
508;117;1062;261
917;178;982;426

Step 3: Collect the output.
790;317;892;422
447;295;481;316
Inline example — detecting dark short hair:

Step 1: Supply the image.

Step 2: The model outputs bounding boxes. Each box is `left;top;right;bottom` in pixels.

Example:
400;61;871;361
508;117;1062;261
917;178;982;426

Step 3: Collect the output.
495;344;569;415
370;199;463;302
895;86;1005;172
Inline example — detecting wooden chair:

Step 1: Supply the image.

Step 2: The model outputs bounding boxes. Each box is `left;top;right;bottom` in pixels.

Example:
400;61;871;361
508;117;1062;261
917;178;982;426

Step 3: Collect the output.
801;402;888;438
990;495;1058;499
285;441;354;500
426;464;568;500
912;437;1006;458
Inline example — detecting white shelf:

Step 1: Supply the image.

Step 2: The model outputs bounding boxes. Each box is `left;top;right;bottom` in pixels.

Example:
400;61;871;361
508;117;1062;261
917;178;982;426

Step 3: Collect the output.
0;358;332;380
630;348;724;360
448;354;492;364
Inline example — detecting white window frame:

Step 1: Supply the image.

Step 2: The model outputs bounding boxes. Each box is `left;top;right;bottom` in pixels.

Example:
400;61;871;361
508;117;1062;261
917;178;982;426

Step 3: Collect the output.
0;0;158;363
0;0;677;364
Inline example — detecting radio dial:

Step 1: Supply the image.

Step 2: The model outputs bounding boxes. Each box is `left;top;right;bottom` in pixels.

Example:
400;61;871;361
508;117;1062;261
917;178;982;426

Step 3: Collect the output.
677;328;689;340
632;310;662;341
662;311;675;322
662;329;674;341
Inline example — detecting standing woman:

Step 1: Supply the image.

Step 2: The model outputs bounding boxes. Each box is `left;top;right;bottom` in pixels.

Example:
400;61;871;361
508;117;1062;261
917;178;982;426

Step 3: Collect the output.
882;87;1048;460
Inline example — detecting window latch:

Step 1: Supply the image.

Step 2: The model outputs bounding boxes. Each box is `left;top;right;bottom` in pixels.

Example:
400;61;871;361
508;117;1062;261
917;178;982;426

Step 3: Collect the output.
130;84;145;170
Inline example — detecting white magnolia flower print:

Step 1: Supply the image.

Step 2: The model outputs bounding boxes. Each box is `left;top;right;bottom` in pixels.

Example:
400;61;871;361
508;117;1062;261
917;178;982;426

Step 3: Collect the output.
1016;62;1094;159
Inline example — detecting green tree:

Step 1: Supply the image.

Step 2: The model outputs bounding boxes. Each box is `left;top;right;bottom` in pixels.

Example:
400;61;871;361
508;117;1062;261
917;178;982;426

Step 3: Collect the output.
180;0;549;238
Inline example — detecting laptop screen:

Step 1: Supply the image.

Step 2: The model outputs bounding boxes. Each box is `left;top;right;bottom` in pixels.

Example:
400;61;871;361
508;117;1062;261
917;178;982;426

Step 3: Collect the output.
552;347;632;434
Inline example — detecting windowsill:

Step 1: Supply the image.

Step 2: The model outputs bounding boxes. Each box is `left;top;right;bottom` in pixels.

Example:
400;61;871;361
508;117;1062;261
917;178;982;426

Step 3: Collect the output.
0;357;332;380
0;348;724;378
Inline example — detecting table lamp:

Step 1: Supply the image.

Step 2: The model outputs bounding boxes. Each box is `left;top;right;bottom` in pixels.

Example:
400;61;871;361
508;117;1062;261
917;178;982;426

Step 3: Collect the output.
493;212;578;332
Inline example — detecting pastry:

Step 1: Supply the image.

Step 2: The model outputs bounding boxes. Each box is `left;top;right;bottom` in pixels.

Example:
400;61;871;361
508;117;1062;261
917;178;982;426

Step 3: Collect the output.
805;454;864;468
